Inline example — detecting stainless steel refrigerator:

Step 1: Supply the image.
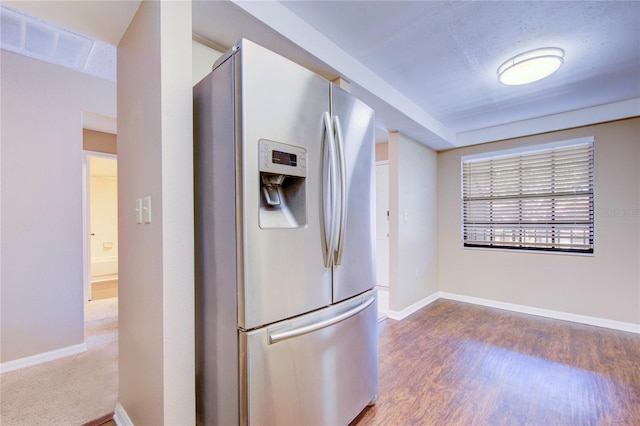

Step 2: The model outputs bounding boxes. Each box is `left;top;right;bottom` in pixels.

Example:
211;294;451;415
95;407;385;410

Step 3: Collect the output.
194;39;378;426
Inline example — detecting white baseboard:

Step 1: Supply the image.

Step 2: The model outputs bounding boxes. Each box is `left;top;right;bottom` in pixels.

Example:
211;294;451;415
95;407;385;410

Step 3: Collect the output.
0;342;87;373
91;257;118;278
388;292;439;320
439;292;640;334
91;275;118;283
114;402;134;426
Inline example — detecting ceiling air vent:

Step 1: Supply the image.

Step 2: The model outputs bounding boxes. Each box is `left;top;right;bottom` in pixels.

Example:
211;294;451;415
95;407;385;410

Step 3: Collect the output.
1;9;22;48
0;4;114;81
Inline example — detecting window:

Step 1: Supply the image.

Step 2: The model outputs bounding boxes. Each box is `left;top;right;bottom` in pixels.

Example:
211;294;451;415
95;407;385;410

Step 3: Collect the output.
462;138;594;254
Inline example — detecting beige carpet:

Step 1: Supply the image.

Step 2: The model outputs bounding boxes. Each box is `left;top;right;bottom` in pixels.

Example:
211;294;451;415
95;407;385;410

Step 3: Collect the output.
1;298;118;425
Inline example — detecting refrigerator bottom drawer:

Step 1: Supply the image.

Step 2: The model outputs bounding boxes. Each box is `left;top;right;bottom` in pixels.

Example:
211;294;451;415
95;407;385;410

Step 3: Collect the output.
240;290;378;425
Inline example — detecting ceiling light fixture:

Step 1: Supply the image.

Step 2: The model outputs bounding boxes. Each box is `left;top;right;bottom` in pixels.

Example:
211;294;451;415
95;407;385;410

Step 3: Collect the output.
498;47;564;85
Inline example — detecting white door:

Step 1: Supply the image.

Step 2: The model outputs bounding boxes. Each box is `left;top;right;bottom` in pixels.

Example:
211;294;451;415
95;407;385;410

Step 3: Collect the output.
375;162;389;287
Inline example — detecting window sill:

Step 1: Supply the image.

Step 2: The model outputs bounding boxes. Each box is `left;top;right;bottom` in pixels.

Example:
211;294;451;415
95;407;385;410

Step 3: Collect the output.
461;245;595;257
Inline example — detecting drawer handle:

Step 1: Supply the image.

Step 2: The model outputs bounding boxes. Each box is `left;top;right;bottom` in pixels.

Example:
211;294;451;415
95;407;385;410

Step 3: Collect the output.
268;296;374;345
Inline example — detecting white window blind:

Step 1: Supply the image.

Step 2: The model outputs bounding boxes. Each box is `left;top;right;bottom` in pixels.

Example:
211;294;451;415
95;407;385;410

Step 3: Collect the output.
462;141;594;253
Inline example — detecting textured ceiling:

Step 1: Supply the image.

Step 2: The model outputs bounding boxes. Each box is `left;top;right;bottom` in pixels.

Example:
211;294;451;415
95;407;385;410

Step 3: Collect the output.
3;0;639;149
280;0;640;133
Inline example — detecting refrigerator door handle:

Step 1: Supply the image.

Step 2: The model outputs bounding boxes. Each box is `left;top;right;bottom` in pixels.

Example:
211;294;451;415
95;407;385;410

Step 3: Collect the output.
268;296;375;344
322;112;339;268
333;115;347;266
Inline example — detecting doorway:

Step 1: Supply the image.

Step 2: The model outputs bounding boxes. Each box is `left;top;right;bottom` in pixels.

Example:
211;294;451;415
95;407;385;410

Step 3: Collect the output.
375;161;389;316
83;152;118;302
80;126;119;423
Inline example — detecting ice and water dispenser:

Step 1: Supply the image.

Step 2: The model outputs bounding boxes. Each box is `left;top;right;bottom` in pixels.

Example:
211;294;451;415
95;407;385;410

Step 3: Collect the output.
258;139;307;229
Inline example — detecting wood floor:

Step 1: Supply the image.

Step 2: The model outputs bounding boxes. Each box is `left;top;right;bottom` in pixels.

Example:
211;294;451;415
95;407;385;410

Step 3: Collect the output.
91;280;118;300
352;299;640;425
83;413;115;426
83;299;639;425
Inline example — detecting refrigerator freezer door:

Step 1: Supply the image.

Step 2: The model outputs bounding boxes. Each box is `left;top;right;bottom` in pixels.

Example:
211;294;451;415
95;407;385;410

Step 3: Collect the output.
331;84;377;303
239;40;333;329
194;53;240;426
240;290;378;425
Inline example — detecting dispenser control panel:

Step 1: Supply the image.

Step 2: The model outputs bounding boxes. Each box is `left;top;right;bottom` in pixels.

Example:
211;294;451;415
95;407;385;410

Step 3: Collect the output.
259;139;306;177
272;150;297;167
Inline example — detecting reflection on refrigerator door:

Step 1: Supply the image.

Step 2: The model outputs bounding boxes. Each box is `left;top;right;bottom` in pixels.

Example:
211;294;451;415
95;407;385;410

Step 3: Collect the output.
194;38;378;425
242;291;377;425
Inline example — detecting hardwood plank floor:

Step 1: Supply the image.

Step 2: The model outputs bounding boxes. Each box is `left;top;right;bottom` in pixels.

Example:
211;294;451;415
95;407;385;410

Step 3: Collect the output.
353;299;640;425
83;413;115;426
91;280;118;300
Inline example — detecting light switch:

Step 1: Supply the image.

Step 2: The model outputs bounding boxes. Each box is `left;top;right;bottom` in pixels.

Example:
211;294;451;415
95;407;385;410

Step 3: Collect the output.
143;196;152;224
135;198;143;224
403;211;408;222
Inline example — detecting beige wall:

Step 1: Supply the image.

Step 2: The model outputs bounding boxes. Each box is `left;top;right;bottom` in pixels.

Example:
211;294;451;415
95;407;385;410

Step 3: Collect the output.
83;129;117;154
90;170;118;278
117;1;194;423
438;118;640;325
192;40;223;85
375;141;389;162
389;132;439;312
0;50;116;363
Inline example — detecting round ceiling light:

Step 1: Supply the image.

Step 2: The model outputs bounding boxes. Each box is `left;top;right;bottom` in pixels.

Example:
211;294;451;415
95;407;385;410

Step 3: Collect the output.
498;47;564;85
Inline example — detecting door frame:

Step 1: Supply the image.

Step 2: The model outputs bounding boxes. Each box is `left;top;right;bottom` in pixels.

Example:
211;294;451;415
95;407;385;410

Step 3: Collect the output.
82;150;117;302
375;160;389;288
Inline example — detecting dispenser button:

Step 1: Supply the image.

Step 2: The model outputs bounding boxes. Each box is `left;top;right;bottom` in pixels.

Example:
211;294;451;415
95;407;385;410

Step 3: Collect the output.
263;186;281;206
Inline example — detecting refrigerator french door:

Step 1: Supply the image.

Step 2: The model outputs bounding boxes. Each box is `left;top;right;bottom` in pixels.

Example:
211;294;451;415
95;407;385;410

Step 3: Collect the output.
194;39;378;426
